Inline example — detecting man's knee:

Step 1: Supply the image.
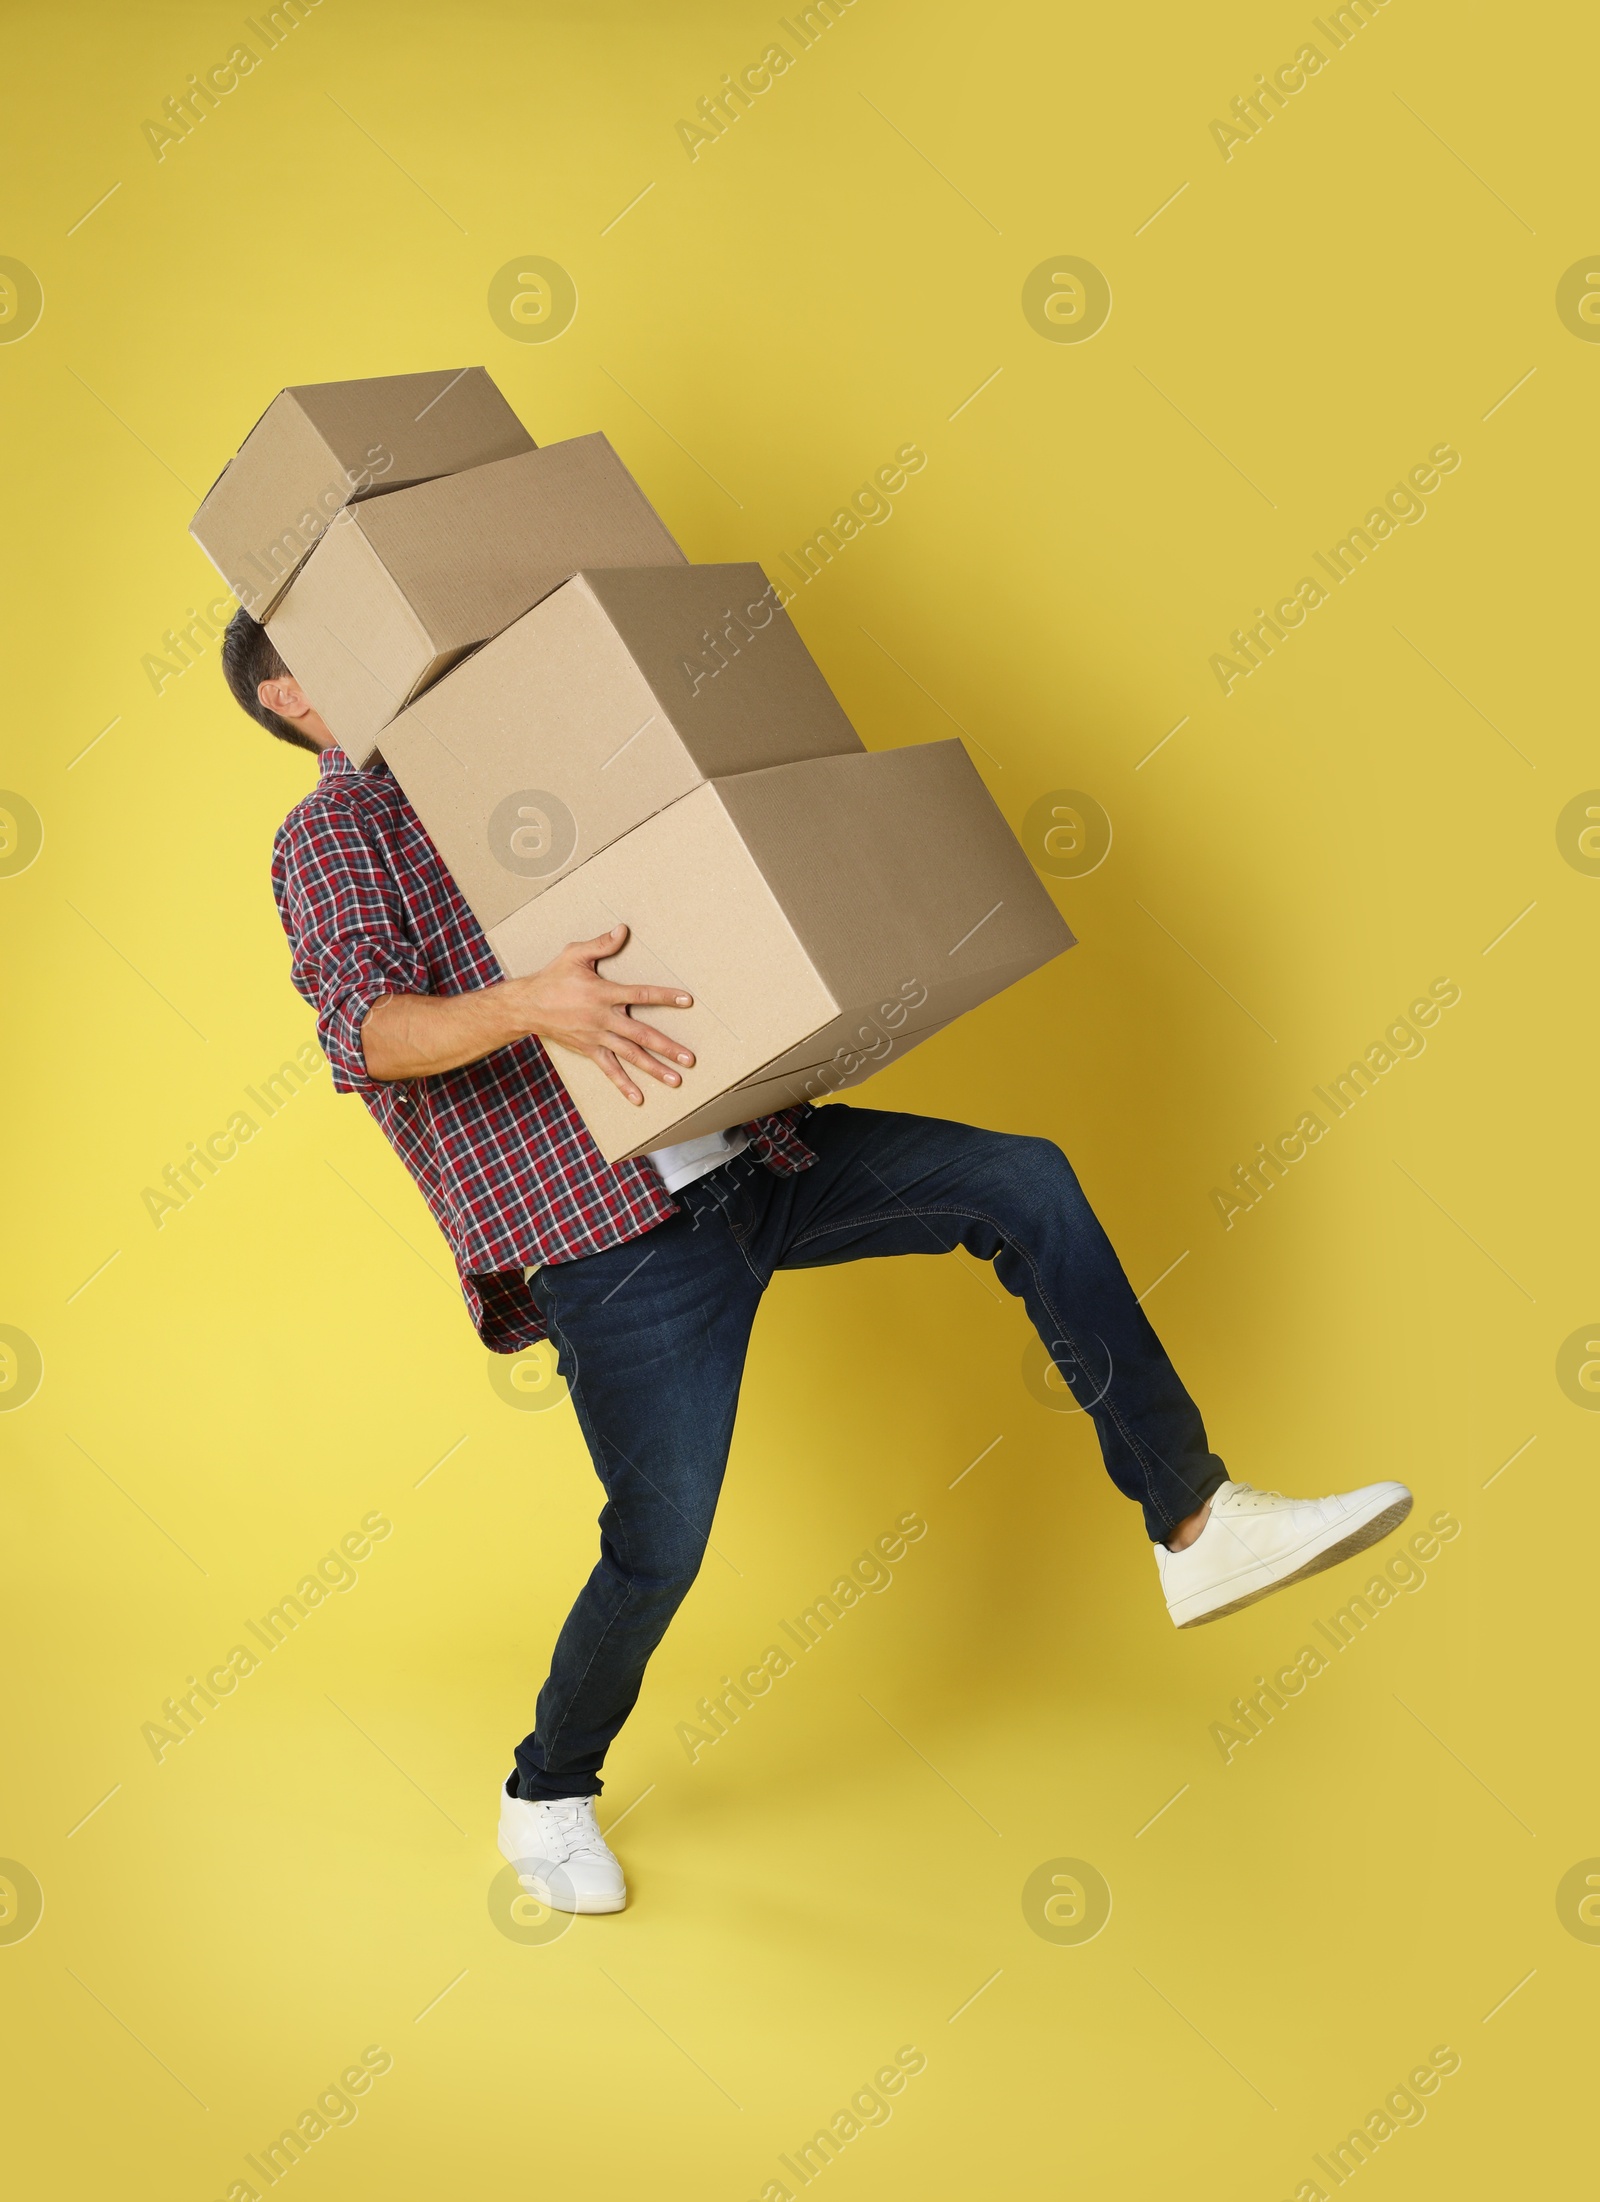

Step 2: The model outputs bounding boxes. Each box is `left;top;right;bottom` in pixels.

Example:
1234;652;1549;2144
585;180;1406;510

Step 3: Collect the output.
655;1542;708;1598
988;1129;1079;1197
602;1523;709;1606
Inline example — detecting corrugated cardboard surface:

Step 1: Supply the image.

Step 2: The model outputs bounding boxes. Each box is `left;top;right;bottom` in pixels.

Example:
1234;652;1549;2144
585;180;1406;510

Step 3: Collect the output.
713;739;1075;1063
269;523;448;750
381;577;698;933
190;366;533;617
746;957;1054;1088
192;398;332;618
580;563;860;777
488;781;840;1157
488;743;1074;1161
379;564;864;933
651;1017;958;1150
266;436;686;765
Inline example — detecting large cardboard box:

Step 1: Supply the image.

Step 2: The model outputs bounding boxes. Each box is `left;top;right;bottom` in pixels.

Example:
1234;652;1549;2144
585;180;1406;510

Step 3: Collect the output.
486;740;1074;1160
380;562;862;931
266;439;688;769
190;368;533;619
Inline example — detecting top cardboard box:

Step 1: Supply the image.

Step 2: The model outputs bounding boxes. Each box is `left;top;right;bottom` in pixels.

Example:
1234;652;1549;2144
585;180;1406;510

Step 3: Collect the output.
265;437;688;769
487;740;1076;1160
379;560;862;931
190;367;534;619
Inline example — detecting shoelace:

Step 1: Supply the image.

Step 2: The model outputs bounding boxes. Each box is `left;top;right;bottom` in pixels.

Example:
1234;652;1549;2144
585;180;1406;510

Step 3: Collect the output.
1218;1484;1291;1512
529;1801;610;1860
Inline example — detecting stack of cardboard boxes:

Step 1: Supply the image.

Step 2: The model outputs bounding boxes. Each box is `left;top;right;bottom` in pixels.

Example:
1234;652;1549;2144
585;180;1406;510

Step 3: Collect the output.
193;366;1073;1161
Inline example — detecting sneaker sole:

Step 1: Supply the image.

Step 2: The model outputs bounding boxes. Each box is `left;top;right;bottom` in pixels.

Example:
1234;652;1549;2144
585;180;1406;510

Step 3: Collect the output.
498;1835;627;1914
1169;1489;1414;1629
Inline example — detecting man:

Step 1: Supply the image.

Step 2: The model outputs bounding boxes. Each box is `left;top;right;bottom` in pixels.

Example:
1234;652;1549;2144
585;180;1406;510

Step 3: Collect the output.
226;607;1412;1917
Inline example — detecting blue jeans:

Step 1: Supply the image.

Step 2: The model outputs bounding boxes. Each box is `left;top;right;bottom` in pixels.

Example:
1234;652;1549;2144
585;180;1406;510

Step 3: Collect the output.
516;1105;1225;1799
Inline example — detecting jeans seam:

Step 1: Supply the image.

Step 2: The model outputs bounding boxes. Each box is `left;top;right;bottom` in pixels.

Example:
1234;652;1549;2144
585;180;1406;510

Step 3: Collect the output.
719;1195;766;1281
789;1201;1170;1525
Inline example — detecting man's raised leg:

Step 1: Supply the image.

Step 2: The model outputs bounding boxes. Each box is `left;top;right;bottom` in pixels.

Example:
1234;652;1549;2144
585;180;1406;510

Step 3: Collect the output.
739;1106;1411;1623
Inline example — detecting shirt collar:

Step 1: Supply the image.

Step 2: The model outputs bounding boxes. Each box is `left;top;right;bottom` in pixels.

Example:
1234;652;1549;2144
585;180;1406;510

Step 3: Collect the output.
318;744;357;778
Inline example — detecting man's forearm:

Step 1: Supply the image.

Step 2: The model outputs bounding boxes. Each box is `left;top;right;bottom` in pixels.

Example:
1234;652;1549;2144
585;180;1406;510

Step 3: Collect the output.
361;987;524;1081
354;926;696;1100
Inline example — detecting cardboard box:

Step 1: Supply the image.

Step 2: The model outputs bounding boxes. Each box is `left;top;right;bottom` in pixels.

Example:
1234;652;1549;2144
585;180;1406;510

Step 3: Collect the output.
380;562;863;931
191;368;534;618
266;439;689;769
486;740;1074;1160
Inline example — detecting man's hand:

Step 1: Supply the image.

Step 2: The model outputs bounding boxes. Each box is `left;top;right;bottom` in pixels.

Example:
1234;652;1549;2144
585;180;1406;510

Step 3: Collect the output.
360;925;695;1105
502;926;696;1104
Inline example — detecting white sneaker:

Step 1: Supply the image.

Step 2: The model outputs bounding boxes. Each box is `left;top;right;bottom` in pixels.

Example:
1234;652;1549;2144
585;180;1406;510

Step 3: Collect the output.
497;1782;627;1914
1156;1477;1412;1629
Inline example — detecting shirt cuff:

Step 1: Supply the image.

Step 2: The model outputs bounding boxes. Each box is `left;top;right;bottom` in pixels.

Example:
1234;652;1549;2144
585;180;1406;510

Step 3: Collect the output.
320;978;405;1096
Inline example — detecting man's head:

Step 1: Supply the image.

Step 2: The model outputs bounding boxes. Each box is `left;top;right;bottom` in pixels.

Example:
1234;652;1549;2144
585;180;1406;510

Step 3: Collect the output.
221;608;334;755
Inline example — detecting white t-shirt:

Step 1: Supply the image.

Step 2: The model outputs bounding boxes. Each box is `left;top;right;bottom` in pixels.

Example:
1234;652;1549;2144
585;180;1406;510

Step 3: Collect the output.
644;1126;750;1192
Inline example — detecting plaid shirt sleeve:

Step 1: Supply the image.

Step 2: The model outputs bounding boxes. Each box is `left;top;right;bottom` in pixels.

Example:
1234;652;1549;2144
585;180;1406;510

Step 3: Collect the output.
272;796;429;1096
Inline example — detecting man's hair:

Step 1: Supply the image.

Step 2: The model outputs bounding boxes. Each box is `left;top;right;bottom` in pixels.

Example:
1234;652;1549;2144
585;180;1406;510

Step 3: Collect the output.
221;608;319;755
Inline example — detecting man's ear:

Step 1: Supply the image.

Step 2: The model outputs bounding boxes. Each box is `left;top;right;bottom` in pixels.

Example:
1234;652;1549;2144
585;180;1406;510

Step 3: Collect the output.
258;674;311;721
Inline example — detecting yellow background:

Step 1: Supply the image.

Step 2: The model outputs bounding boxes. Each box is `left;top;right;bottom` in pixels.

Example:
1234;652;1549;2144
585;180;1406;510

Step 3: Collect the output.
3;0;1594;2193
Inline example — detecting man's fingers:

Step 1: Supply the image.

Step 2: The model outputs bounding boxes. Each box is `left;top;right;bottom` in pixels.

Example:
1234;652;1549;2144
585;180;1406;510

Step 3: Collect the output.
612;983;693;1010
570;924;630;961
590;1045;643;1106
611;1034;684;1085
611;1015;693;1067
589;1029;687;1099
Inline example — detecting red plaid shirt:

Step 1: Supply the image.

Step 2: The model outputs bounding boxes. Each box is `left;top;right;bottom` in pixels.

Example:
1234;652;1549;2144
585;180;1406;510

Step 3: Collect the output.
272;745;816;1350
